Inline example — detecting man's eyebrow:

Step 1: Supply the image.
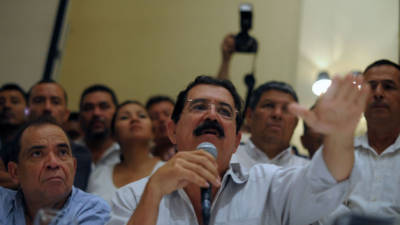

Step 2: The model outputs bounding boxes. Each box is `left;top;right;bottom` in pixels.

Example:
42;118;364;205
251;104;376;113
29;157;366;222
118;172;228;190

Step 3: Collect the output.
57;143;70;148
368;79;396;83
25;145;46;154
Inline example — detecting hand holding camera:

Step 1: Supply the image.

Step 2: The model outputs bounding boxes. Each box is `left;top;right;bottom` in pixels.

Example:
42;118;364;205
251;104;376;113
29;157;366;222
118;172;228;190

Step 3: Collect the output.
234;3;258;53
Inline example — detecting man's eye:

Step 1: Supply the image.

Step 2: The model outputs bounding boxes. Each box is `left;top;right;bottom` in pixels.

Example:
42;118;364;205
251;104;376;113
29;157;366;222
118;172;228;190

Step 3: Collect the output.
383;83;397;90
11;97;21;104
262;103;274;108
11;99;20;104
33;97;44;104
192;103;208;111
218;107;232;117
82;104;94;112
139;113;148;119
31;151;42;158
99;103;110;110
119;115;129;120
59;149;69;156
51;99;61;105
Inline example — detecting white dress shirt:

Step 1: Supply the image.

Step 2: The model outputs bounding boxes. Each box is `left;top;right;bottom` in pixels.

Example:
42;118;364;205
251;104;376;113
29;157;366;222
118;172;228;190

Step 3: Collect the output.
108;150;360;225
319;133;400;224
232;139;309;171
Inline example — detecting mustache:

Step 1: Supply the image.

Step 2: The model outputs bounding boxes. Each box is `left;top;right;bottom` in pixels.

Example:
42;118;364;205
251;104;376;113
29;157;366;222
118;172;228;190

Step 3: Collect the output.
89;117;106;127
370;101;389;108
193;119;225;138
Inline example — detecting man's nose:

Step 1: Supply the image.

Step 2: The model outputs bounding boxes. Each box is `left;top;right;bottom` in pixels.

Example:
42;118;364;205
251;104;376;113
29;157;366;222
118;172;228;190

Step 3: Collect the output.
46;151;61;169
44;100;53;111
271;107;283;120
93;106;102;116
373;84;384;100
205;104;219;119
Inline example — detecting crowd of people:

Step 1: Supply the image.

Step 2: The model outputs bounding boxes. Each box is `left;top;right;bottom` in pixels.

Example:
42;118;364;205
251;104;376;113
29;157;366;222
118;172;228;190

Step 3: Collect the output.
0;34;399;225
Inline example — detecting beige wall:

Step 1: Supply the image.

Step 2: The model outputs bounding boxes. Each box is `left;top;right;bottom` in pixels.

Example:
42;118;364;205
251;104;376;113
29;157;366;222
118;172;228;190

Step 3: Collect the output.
0;0;58;90
59;0;302;111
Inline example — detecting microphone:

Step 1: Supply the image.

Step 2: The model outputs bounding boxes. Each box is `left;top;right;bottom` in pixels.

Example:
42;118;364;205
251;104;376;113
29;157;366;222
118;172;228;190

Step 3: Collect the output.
197;142;218;225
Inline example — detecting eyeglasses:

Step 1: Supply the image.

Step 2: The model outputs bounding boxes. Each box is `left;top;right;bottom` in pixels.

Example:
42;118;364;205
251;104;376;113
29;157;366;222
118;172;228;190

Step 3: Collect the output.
186;98;237;120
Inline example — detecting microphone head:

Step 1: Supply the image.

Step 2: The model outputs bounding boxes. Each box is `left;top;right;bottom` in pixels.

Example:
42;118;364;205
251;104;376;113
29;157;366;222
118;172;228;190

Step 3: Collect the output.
197;142;217;159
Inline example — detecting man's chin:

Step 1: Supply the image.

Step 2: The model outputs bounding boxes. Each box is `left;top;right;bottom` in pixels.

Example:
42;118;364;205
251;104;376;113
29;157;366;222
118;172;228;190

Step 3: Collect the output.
86;130;109;140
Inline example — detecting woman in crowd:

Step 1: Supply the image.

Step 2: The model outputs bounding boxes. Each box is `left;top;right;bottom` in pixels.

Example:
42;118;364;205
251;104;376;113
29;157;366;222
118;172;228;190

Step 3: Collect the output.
87;100;163;204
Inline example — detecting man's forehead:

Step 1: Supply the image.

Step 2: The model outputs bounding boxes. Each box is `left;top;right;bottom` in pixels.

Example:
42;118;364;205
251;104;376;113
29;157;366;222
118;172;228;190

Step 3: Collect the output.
21;124;69;149
83;91;114;104
31;83;65;99
0;90;24;98
149;101;174;112
187;84;235;105
365;65;400;81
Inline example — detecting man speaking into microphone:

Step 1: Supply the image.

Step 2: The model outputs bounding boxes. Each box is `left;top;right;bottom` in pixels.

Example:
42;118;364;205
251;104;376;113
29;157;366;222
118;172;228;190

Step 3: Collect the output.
108;75;369;225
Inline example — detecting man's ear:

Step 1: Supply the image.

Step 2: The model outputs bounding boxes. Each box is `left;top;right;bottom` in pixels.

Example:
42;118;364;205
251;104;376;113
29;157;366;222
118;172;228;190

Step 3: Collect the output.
167;120;177;145
7;162;20;184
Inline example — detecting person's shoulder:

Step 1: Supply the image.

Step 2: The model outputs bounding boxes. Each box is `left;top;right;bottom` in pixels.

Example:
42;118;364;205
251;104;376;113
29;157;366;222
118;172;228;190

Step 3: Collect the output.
111;177;150;212
117;176;150;198
71;187;110;211
67;187;111;224
0;186;17;202
247;163;282;180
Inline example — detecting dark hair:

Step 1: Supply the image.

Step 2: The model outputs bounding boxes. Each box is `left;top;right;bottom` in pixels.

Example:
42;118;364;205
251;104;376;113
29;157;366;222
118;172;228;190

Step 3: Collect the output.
0;83;27;103
79;84;118;110
364;59;400;74
248;81;298;110
171;75;243;133
27;79;68;104
145;95;175;110
7;116;66;164
111;100;144;136
68;112;80;121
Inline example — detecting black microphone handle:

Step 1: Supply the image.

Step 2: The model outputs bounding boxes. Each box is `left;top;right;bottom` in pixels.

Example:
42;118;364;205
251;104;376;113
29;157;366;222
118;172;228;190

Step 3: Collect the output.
201;185;212;225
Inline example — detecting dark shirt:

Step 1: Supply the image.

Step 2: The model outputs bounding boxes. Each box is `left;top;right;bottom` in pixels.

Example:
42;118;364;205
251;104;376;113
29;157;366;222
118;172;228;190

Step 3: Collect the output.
71;142;92;191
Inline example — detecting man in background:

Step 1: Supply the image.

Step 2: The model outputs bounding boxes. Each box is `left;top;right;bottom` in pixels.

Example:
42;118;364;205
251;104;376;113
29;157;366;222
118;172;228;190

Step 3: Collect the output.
79;84;119;169
233;81;309;169
321;59;400;223
146;95;175;161
64;112;84;142
0;83;27;189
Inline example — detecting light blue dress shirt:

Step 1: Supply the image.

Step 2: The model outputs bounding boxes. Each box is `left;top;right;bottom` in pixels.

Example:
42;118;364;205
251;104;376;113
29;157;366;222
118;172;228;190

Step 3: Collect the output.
0;186;111;225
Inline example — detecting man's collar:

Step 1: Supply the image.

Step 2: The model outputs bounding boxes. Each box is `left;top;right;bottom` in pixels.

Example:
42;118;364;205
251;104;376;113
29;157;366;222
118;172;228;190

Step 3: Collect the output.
355;132;400;155
246;139;293;162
